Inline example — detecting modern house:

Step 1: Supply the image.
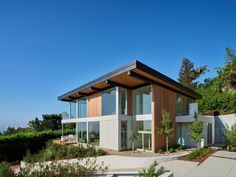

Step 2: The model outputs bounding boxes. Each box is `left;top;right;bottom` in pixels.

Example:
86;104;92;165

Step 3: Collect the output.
58;61;214;152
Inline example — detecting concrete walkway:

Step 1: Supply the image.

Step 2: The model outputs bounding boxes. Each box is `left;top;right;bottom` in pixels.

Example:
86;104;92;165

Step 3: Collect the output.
95;152;189;171
184;151;236;177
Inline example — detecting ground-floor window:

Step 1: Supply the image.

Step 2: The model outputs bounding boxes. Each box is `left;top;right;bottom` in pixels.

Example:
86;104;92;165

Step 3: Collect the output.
77;121;100;145
135;120;152;151
88;121;100;146
78;122;87;143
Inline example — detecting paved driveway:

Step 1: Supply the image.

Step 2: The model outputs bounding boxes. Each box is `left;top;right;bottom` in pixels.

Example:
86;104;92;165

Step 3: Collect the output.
184;151;236;177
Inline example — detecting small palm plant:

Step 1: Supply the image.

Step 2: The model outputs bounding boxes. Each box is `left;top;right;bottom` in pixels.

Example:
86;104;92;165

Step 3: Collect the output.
138;161;165;177
129;130;138;152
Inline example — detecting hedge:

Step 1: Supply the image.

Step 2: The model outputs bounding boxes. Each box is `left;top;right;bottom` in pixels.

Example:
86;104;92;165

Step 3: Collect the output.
0;129;75;162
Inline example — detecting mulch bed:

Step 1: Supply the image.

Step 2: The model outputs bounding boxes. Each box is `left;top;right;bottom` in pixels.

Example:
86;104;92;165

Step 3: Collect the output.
178;151;214;164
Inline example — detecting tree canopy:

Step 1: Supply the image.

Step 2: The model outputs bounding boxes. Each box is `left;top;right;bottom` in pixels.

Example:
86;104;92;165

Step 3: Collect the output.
178;58;208;90
197;48;236;114
28;114;62;131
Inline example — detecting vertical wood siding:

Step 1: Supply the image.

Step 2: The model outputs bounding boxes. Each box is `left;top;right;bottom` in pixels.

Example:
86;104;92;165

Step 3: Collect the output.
152;84;177;152
87;93;102;117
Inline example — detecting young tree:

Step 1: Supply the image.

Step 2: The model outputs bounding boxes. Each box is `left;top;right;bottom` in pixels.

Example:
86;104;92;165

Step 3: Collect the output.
129;130;138;152
158;110;174;153
188;113;203;149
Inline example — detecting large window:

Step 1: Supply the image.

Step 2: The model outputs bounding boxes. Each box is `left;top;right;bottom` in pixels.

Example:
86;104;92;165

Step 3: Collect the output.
70;101;76;118
135;120;152;132
135;120;152;151
186;97;192;115
133;85;151;115
176;94;182;116
102;88;116;116
78;122;87;143
119;87;127;115
78;98;87;118
88;121;100;146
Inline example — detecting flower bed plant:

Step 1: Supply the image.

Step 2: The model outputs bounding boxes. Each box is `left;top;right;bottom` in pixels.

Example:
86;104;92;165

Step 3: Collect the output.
187;147;212;161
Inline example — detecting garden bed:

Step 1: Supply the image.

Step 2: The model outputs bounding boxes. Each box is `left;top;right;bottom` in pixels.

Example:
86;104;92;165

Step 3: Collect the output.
179;147;213;163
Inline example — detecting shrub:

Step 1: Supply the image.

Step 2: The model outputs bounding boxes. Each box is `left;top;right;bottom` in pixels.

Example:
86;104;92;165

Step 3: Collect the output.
138;161;165;177
224;123;236;151
0;161;14;177
187;147;211;160
157;148;164;154
23;142;107;163
0;129;75;162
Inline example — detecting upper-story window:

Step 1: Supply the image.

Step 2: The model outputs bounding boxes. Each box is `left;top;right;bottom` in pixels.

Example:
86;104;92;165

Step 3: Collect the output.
119;87;127;115
186;97;193;115
70;101;76;118
102;87;116;116
78;97;87;118
176;94;182;116
133;85;151;115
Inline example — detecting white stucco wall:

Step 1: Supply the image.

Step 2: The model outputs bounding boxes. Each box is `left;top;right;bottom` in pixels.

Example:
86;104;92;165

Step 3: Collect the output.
176;115;215;147
100;118;119;150
214;114;236;143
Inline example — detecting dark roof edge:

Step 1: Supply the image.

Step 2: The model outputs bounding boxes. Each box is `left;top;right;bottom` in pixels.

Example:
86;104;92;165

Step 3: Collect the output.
57;60;138;100
136;61;202;99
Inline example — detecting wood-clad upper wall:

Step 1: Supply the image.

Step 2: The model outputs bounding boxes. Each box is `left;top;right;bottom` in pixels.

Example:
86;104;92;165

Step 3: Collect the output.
127;89;132;115
181;95;187;115
152;84;177;152
87;93;102;117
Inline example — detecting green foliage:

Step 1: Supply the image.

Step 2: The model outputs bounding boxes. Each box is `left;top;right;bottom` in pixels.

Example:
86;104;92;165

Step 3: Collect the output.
0;129;75;162
197;47;236;114
158;110;174;152
217;48;236;90
129;130;138;152
197;86;236;113
23;142;106;163
178;58;208;90
28;114;62;131
224;123;236;151
188;114;203;149
187;147;211;160
139;161;165;177
0;161;14;177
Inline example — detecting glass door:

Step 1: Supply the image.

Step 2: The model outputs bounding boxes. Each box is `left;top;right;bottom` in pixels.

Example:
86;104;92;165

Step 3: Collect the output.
144;133;152;151
121;121;128;150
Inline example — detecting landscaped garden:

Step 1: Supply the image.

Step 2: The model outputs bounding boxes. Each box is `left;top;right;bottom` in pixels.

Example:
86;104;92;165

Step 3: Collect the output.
23;141;106;163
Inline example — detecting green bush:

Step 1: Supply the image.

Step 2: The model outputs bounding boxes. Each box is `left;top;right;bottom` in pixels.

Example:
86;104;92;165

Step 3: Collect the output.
187;147;211;160
0;161;14;177
224;123;236;151
23;142;107;163
139;161;165;177
0;129;75;162
0;159;108;177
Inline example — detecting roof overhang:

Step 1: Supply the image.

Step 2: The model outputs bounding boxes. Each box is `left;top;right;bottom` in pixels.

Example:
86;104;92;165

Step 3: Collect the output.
58;60;202;101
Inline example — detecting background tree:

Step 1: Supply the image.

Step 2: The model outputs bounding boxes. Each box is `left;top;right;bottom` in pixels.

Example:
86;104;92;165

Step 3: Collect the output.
178;58;208;90
188;113;203;149
158;110;174;153
3;127;17;135
178;58;195;89
129;130;138;152
217;47;236;91
28;114;62;131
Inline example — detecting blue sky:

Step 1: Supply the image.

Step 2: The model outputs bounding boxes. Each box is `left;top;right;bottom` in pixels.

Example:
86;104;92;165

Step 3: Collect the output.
0;0;235;130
